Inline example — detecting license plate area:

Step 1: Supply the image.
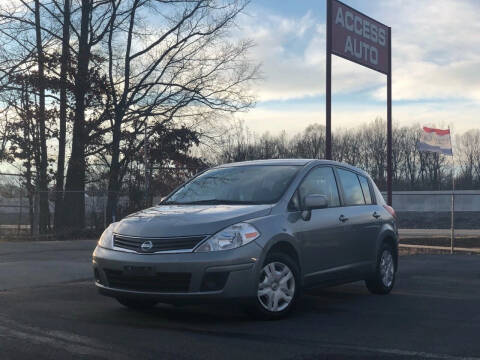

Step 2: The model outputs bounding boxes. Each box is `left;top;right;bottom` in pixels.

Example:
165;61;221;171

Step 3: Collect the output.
123;265;154;276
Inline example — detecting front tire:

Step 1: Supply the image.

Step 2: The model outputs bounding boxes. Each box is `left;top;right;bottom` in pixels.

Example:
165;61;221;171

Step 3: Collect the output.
116;297;158;310
365;242;396;294
248;252;300;320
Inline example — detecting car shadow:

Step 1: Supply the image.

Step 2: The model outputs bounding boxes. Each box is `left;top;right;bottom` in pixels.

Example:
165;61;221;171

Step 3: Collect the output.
100;282;370;327
300;282;370;314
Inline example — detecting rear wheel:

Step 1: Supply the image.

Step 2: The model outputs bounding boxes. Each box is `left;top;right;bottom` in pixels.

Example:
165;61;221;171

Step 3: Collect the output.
116;297;158;310
248;252;300;320
365;242;396;294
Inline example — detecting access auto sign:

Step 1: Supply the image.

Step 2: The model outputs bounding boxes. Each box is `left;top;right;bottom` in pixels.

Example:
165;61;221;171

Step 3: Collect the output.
325;0;392;204
331;0;389;74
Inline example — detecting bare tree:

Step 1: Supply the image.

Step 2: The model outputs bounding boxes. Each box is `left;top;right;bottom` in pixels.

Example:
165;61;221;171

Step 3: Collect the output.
33;0;50;233
456;130;480;188
102;0;258;223
1;0;258;235
63;0;117;229
213;120;477;191
53;0;71;230
0;0;56;233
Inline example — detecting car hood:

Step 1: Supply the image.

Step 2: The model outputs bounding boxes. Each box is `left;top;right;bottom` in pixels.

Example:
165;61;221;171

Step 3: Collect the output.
114;204;273;238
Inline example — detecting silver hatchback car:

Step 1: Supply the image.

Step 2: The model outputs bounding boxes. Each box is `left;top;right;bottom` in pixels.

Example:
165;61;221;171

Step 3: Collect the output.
93;159;398;319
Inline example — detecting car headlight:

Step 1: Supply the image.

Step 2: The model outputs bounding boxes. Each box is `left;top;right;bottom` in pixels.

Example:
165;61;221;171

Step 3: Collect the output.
195;223;260;252
98;222;117;249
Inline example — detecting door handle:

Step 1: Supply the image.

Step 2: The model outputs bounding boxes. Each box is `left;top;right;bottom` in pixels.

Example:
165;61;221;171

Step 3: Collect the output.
373;212;381;219
339;215;349;222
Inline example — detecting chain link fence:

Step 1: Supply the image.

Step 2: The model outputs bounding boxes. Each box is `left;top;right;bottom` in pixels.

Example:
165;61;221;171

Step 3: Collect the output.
0;190;141;240
1;169;480;252
0;167;203;241
384;191;480;253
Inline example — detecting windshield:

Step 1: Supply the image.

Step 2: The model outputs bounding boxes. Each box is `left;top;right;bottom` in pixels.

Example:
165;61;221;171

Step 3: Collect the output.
164;165;300;205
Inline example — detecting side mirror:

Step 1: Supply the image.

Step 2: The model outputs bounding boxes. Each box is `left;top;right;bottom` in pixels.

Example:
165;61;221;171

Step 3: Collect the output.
304;194;329;210
301;194;328;221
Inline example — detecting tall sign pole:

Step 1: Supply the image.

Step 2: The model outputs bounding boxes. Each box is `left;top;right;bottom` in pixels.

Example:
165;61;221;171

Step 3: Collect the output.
326;0;392;205
387;27;392;205
325;0;332;160
450;129;455;254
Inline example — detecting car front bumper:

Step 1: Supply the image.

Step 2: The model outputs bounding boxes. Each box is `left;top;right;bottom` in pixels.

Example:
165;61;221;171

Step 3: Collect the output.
92;241;263;303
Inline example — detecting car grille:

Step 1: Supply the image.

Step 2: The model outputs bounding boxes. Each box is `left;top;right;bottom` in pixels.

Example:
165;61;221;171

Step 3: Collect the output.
104;269;191;292
113;234;207;253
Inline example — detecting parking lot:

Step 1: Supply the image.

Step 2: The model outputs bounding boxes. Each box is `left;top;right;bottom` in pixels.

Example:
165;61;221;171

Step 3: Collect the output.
0;240;479;360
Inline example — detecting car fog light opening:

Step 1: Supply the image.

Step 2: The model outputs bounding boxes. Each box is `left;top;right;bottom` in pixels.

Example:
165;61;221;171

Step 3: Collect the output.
201;272;230;291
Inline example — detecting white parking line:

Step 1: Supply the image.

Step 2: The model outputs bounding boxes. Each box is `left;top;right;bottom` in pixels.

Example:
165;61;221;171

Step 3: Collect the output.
313;342;480;360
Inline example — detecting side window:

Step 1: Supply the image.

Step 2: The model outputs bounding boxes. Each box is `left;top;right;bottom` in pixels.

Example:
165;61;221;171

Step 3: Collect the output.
358;176;373;205
292;167;340;209
337;168;365;206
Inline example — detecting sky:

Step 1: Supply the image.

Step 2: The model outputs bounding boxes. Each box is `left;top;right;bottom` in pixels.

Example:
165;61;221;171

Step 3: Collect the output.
233;0;480;136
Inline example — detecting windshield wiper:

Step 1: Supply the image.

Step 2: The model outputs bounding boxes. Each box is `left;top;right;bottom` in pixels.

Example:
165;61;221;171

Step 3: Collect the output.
163;199;262;205
161;200;180;205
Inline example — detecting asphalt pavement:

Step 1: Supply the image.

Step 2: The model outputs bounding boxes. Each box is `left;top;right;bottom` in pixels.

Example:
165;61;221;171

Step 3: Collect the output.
0;239;479;360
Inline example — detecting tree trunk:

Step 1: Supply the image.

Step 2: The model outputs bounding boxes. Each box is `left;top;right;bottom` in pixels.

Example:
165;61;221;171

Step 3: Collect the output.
106;111;123;224
54;0;71;234
105;2;137;225
54;0;70;234
34;0;50;234
63;0;91;231
23;88;35;236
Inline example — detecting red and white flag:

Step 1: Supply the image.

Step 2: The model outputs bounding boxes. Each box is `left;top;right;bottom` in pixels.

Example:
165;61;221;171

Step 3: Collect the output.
418;127;453;156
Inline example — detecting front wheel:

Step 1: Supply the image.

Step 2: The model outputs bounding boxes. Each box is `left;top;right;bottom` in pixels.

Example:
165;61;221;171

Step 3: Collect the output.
365;243;396;294
248;252;300;320
116;297;158;310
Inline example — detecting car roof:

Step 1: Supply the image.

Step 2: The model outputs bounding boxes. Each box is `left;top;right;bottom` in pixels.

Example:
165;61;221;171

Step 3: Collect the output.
214;159;371;177
215;159;314;167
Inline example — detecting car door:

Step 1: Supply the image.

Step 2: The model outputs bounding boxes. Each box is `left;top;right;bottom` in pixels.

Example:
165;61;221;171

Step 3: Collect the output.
287;166;348;283
335;168;378;269
358;174;383;261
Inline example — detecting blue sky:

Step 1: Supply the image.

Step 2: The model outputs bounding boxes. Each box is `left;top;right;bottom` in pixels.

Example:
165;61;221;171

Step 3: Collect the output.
234;0;480;136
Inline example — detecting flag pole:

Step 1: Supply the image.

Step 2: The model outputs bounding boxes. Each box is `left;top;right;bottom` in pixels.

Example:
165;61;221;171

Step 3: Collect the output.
450;126;455;254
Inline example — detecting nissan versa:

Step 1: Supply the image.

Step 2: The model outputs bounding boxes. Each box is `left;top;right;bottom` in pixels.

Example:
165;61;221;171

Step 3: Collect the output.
93;159;398;319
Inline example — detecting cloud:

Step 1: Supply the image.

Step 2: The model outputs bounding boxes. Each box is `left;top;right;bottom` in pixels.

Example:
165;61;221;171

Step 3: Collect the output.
239;103;388;136
237;8;384;101
379;0;480;62
233;0;480;136
237;10;322;101
239;100;479;136
238;0;480;103
373;59;480;101
374;0;480;101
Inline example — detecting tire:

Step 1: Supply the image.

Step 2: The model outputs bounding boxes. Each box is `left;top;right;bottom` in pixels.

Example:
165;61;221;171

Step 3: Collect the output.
365;242;396;295
247;252;300;320
116;297;158;310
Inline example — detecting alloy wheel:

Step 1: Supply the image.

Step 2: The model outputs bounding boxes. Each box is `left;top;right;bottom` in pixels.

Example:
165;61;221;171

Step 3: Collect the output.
380;250;394;287
257;261;295;312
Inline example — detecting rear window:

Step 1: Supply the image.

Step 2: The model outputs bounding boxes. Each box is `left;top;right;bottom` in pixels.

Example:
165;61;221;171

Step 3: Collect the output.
358;176;373;204
337;168;365;206
373;182;385;205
